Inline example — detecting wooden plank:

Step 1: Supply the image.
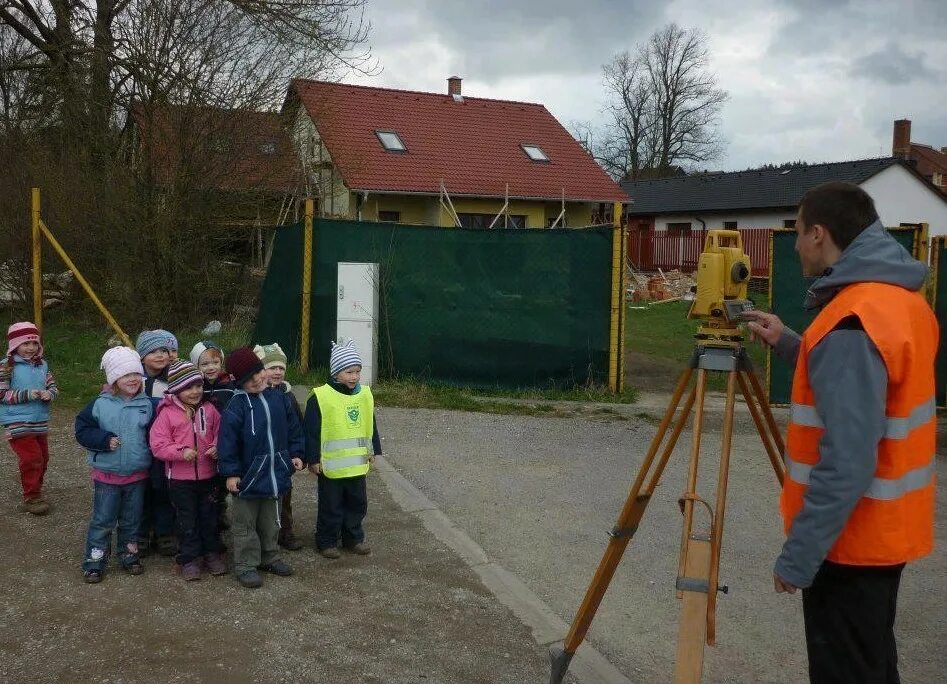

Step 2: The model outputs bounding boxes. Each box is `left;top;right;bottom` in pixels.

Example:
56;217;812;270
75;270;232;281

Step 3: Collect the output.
674;537;711;684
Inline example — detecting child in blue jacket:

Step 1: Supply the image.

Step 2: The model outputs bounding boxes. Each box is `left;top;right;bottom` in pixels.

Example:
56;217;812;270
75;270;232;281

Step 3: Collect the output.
75;347;153;583
217;347;304;588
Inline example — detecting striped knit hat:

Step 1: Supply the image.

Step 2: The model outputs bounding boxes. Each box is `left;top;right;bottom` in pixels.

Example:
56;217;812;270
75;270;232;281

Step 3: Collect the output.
136;329;178;358
165;360;204;394
329;339;362;377
7;321;42;358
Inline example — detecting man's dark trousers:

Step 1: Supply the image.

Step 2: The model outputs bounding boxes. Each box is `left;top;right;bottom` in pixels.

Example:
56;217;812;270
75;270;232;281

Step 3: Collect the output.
803;560;905;684
315;473;367;550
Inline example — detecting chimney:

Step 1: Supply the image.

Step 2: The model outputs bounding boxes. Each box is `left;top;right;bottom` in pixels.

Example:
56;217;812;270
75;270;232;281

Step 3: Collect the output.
892;119;912;158
447;76;462;97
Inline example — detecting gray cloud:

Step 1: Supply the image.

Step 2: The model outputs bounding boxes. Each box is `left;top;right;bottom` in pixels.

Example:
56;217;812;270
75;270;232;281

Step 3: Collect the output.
850;43;938;84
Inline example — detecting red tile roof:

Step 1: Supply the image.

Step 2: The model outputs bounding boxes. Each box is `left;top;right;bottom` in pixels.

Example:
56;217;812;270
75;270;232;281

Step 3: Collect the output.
130;103;298;194
909;143;947;189
287;79;627;203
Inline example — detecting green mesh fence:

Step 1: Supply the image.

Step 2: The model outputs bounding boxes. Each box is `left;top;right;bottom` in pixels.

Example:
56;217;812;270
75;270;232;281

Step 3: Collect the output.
254;218;615;388
933;237;947;407
767;226;920;405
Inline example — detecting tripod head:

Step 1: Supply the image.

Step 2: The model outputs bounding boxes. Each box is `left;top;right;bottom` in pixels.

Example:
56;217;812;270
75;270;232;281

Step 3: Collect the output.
688;230;755;346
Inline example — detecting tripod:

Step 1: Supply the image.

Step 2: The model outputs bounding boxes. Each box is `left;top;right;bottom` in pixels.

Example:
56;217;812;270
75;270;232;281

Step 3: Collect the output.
549;330;786;684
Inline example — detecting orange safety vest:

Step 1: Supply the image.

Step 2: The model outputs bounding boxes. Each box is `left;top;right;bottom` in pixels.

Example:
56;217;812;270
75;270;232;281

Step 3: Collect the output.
782;282;938;566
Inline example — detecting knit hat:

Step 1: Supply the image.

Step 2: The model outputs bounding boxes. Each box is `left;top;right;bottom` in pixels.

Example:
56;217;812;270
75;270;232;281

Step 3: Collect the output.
226;347;265;386
329;339;362;377
7;321;42;358
254;343;288;369
136;329;178;358
165;360;204;394
101;346;144;385
190;340;224;366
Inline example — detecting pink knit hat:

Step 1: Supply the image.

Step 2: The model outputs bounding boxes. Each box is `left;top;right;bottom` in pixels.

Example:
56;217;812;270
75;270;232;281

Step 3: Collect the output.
7;321;42;358
101;346;144;385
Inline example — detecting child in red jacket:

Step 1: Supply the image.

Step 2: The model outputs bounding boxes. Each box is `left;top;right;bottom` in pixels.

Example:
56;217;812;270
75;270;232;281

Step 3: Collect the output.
149;360;226;581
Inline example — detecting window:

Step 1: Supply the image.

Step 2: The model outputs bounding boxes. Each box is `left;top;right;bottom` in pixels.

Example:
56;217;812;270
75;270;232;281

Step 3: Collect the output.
260;141;277;155
375;130;406;152
521;144;549;162
378;210;401;223
783;219;796;228
723;221;738;229
666;222;692;232
457;213;527;229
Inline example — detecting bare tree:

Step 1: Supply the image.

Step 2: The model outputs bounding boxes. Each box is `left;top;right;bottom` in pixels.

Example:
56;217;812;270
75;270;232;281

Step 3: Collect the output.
581;23;728;181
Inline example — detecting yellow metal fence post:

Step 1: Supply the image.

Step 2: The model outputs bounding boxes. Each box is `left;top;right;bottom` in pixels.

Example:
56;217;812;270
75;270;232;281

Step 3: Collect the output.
608;202;625;393
31;188;42;333
299;199;314;373
37;219;132;346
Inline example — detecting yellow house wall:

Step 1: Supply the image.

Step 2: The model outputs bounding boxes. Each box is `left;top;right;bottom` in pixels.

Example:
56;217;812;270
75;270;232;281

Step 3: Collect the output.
354;195;599;228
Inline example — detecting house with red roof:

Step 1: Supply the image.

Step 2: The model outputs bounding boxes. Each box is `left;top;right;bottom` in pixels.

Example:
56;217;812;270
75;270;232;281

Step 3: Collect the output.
281;77;627;227
892;119;947;192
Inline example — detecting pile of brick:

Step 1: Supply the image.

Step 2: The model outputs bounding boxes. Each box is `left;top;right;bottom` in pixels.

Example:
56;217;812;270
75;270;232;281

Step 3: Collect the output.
627;268;696;303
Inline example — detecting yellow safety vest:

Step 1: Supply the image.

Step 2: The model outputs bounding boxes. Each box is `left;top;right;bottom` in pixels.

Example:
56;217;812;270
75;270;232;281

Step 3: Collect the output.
312;384;373;479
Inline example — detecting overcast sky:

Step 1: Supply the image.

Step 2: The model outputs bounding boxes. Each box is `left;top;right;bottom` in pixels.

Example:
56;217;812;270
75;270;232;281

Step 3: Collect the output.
344;0;947;171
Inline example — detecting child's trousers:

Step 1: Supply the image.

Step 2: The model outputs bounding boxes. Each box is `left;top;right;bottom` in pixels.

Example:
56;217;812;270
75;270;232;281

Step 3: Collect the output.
316;474;367;550
9;433;49;500
169;479;223;565
83;479;146;572
229;497;281;575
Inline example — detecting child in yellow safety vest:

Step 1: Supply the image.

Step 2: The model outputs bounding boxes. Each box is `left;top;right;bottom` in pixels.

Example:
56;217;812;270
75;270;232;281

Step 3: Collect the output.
303;340;381;560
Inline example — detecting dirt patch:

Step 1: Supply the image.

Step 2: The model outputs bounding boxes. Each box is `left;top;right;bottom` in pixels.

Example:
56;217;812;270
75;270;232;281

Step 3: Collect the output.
625;350;683;392
0;410;563;684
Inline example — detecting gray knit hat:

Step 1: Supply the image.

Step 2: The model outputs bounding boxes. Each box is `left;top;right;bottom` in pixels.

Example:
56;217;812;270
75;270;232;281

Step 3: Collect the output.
329;340;362;376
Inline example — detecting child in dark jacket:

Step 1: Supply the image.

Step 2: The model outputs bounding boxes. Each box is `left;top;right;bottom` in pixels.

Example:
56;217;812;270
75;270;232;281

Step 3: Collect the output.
304;340;381;560
0;322;58;515
190;341;236;411
136;328;178;556
190;340;236;531
75;347;153;583
149;361;226;581
217;348;305;588
254;342;303;551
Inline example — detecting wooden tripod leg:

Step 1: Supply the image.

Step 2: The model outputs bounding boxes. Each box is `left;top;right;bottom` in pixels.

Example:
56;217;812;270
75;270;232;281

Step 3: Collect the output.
674;369;710;683
745;368;787;460
736;372;785;485
706;371;738;647
550;369;694;683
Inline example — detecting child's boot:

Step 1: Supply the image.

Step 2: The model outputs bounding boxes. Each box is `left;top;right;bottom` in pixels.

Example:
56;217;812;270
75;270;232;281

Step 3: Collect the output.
278;529;303;551
181;561;202;581
203;553;228;576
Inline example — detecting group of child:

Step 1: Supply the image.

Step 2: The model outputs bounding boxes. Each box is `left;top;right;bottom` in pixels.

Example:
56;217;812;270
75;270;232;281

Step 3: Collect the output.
1;321;381;589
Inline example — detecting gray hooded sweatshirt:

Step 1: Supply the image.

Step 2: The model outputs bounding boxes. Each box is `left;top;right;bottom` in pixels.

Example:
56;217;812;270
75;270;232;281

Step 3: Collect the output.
772;219;928;588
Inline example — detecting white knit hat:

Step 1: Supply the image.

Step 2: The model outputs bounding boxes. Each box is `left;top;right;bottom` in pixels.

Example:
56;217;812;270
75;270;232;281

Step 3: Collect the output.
101;346;144;385
190;340;223;366
329;339;362;377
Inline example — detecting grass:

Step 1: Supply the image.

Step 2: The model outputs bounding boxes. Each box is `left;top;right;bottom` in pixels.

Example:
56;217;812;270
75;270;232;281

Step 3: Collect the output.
625;293;769;390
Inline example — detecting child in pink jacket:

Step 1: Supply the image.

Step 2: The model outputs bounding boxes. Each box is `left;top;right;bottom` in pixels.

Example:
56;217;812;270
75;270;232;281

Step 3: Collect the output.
149;360;225;580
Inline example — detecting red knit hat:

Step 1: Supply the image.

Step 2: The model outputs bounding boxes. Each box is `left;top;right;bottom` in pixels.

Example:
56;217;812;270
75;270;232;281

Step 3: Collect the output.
7;321;42;358
226;347;265;386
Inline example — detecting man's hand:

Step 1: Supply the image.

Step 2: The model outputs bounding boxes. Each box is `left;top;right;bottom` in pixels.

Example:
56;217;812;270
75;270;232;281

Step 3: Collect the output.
291;457;304;471
226;476;241;494
368;454;376;466
308;463;322;475
742;310;785;348
181;447;198;462
774;573;798;594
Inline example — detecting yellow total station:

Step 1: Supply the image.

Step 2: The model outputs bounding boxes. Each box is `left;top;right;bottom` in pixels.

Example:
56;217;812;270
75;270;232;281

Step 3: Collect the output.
688;230;754;341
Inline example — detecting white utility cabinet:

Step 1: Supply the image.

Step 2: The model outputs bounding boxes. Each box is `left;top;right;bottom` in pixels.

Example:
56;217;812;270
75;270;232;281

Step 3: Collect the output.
336;262;379;386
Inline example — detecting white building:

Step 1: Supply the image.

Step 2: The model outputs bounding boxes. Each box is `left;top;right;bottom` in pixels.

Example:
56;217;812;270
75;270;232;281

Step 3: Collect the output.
621;158;947;235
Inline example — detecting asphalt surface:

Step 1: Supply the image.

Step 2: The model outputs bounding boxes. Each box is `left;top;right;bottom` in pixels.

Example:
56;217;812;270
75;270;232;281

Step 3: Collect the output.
381;405;947;683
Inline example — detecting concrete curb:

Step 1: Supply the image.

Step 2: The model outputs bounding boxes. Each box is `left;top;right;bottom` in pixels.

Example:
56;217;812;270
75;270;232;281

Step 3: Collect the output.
374;455;632;684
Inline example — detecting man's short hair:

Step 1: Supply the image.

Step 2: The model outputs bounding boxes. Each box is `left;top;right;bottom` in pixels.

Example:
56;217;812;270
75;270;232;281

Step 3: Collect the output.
798;182;879;251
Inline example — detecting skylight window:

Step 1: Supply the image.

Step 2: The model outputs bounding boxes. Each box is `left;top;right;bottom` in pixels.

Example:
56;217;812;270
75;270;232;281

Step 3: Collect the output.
521;144;549;162
375;130;406;152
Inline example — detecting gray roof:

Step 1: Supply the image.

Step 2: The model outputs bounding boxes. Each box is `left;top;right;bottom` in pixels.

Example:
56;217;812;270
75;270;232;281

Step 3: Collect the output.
621;157;935;215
